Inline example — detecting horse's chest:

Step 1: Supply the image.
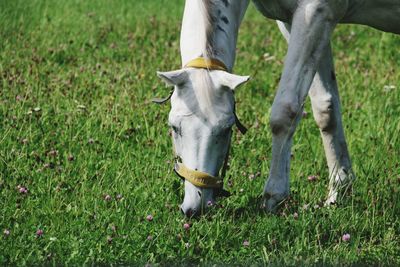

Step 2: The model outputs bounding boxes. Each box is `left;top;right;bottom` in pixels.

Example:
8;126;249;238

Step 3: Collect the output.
252;0;296;22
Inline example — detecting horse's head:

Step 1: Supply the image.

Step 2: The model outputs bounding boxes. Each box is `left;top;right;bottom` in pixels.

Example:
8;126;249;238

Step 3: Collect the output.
157;64;249;216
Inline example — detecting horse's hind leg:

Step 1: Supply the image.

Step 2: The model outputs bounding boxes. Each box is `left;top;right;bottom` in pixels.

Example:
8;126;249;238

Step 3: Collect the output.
308;44;354;205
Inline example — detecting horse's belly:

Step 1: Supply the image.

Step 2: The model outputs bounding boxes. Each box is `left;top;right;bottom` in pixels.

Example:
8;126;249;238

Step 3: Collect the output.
252;0;295;22
342;0;400;34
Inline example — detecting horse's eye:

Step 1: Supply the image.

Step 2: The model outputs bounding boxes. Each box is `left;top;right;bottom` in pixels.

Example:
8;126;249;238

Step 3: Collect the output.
171;125;181;136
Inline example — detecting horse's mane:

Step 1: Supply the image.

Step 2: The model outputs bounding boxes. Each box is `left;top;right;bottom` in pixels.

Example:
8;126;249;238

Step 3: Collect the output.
198;0;218;59
191;0;222;117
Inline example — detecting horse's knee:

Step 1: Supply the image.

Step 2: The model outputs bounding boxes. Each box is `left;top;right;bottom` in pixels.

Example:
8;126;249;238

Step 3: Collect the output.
312;96;337;132
270;100;301;135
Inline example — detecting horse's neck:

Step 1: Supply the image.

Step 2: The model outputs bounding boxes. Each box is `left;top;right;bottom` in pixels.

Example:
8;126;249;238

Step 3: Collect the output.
180;0;250;71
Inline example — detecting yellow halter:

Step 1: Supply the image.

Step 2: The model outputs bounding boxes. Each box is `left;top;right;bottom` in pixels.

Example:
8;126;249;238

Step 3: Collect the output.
169;57;228;189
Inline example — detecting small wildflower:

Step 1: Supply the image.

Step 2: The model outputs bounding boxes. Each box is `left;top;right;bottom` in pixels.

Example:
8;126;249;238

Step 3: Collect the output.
67;154;74;161
88;138;95;144
307;175;317;182
18;186;28;194
21;138;28;145
293;212;299;219
239;188;244;193
146;215;153;222
107;236;113;244
43;163;51;169
110;225;117;232
36;229;44;237
183;223;190;230
147;235;153;241
47;150;58;157
263;53;275;61
104;194;112;201
207;200;214;207
243;240;250;247
342;233;351;242
248;173;255;180
302;110;308;118
184;242;190;248
109;42;117;49
3;229;10;236
116;194;123;200
383;85;396;92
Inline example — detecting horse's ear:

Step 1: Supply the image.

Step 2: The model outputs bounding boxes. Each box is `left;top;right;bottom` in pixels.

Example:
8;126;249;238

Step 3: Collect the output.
157;70;188;86
218;71;250;90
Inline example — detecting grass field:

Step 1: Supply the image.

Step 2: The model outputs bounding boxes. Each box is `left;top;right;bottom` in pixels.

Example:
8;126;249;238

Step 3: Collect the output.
1;0;399;265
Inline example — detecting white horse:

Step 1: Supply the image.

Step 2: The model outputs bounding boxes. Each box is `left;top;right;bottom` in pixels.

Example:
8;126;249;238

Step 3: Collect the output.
156;0;399;216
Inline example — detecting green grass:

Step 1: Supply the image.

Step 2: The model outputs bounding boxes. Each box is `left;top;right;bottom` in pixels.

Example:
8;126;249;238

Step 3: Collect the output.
1;0;399;265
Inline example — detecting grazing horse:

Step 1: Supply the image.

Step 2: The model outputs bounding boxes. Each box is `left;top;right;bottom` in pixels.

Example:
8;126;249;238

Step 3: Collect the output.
156;0;399;216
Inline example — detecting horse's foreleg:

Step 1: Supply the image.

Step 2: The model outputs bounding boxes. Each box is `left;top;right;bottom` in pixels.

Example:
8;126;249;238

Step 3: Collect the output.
308;45;354;206
263;3;336;212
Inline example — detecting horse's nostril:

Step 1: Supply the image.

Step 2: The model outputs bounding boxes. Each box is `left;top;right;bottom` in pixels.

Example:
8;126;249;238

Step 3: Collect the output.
185;208;193;217
181;207;195;217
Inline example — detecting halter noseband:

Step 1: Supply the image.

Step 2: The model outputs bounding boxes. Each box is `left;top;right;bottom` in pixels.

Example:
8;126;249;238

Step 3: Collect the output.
174;162;223;188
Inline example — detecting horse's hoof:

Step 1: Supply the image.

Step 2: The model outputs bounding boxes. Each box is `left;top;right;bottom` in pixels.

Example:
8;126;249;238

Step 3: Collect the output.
325;176;354;207
324;191;338;207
